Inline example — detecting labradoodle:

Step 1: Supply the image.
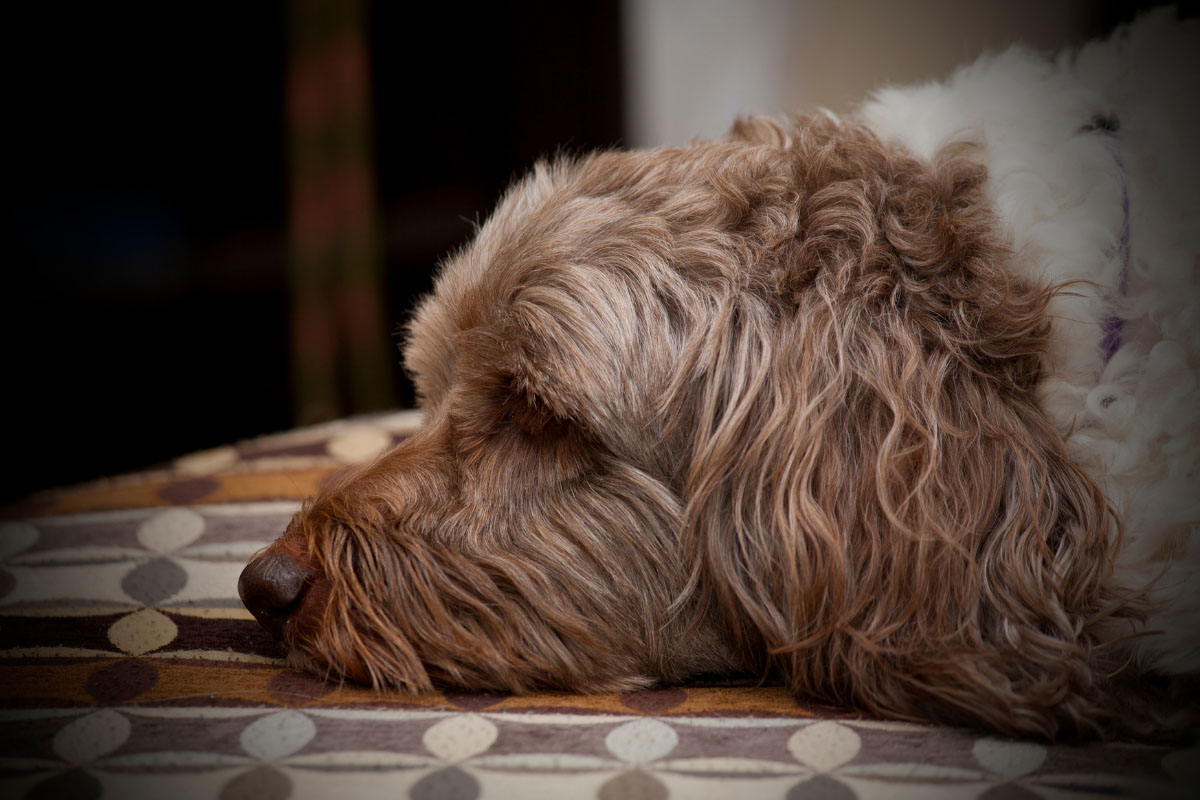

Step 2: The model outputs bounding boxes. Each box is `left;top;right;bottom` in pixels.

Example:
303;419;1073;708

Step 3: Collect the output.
241;10;1199;739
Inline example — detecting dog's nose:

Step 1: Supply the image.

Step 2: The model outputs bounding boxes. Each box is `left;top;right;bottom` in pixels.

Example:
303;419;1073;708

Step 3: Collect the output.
238;552;310;640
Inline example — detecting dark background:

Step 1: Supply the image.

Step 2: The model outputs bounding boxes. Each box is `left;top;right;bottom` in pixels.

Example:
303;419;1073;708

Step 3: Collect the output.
1;1;1166;503
3;1;622;502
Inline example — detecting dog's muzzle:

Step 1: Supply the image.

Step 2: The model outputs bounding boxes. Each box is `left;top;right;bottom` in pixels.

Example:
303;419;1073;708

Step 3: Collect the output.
238;552;310;640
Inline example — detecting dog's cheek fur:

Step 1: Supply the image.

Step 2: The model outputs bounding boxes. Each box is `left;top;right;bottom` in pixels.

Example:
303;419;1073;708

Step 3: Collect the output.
669;117;1140;740
283;403;737;694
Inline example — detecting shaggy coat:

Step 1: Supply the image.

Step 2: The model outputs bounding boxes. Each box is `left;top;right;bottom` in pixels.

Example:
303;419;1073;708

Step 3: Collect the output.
243;12;1198;741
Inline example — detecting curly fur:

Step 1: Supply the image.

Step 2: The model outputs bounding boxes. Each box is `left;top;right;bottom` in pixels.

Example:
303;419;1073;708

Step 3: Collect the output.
247;11;1199;741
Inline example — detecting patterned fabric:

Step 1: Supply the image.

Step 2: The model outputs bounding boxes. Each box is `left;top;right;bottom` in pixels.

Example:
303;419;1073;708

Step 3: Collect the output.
1;410;1195;799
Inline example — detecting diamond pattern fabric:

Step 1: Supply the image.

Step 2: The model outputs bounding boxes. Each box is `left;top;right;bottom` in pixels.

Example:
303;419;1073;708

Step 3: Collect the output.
0;410;1193;798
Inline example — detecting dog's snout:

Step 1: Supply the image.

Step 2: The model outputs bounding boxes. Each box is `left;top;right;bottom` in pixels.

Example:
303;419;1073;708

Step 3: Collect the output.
238;552;310;640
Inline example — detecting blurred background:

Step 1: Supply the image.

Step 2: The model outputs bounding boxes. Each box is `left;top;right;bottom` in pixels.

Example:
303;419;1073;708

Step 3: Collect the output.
3;0;1172;502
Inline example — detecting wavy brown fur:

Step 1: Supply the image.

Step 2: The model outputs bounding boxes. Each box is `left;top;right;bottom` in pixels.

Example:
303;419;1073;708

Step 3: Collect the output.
265;115;1150;740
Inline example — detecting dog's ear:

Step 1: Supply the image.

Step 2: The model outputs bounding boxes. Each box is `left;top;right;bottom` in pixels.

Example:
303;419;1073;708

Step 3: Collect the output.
445;318;612;468
469;256;675;457
675;118;1134;738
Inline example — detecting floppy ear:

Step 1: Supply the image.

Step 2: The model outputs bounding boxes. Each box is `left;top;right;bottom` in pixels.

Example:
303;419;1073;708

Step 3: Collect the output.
431;317;625;500
402;290;587;441
427;326;576;468
676;117;1135;739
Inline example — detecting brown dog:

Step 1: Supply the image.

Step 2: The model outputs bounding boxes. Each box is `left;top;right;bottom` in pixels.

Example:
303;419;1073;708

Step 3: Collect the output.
240;17;1200;740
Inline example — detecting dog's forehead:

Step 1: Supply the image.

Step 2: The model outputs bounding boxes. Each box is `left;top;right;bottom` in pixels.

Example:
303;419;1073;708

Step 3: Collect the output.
406;156;631;404
421;148;698;349
430;161;583;328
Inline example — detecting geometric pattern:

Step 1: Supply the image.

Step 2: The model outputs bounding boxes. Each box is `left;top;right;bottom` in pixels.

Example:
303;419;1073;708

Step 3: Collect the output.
1;410;1195;799
2;708;1191;800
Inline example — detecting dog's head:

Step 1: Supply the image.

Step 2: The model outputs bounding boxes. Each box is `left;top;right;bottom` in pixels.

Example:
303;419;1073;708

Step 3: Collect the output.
240;115;1135;737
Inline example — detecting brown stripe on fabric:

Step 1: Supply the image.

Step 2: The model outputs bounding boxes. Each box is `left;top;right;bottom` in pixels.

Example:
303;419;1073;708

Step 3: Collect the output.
298;683;455;711
0;660;121;707
86;657;161;704
251;685;825;717
108;662;286;707
27;469;333;516
234;431;409;460
451;686;820;718
159;470;333;505
13;482;191;518
661;686;829;717
264;669;336;705
0;648;975;722
127;663;494;709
